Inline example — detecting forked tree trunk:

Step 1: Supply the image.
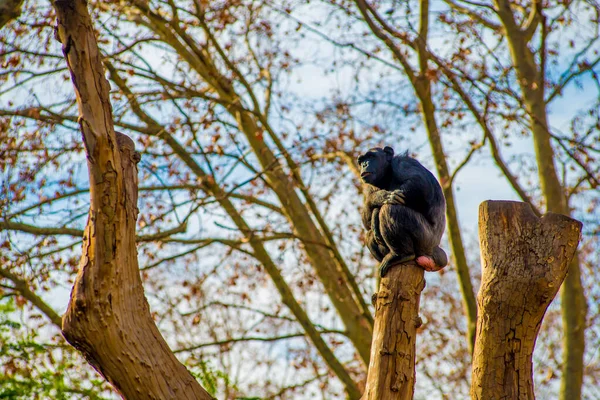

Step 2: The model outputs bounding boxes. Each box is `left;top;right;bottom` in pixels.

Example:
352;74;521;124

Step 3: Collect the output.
471;201;582;399
53;0;212;398
362;261;425;400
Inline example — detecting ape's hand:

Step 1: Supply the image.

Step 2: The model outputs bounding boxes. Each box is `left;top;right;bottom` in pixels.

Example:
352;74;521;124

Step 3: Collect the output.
383;190;405;205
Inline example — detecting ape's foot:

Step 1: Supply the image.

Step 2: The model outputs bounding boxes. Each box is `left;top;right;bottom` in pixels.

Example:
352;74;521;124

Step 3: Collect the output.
379;253;415;277
416;256;443;272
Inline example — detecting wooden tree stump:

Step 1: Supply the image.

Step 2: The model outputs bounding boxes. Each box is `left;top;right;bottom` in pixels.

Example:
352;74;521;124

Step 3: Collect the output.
471;201;582;400
362;261;425;400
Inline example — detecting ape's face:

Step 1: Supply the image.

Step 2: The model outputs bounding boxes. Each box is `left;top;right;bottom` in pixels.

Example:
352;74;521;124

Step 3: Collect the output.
357;147;394;187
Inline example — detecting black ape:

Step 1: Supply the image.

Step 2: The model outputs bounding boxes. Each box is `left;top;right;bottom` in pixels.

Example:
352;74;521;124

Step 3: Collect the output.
358;146;448;277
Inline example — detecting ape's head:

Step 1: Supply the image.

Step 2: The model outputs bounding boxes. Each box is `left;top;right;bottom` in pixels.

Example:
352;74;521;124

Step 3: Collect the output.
357;146;394;187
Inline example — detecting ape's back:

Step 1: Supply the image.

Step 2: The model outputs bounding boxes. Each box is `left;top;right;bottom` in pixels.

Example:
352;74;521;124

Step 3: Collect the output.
389;155;446;240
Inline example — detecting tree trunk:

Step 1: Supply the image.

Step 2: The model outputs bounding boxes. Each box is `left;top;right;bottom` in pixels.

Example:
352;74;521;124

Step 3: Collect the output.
471;201;581;399
362;261;425;400
493;2;588;396
53;1;212;398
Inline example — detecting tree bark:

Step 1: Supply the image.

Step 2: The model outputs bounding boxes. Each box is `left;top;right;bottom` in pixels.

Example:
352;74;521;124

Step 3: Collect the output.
362;261;425;400
471;201;582;399
53;0;212;398
492;3;588;397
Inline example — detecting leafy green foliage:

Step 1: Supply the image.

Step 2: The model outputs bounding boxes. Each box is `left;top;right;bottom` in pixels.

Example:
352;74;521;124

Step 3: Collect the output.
0;299;111;399
189;358;239;397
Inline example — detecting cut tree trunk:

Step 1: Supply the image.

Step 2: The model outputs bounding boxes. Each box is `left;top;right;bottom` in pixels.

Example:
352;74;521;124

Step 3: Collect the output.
53;0;212;398
362;261;425;400
471;201;582;399
493;3;588;395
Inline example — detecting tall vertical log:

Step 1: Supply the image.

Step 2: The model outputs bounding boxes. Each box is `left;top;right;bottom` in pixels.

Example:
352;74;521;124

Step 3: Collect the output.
53;0;212;398
362;261;425;400
471;201;582;399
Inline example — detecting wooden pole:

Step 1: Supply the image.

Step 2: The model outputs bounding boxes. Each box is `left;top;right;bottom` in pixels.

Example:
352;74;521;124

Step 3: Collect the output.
362;261;425;400
471;201;582;399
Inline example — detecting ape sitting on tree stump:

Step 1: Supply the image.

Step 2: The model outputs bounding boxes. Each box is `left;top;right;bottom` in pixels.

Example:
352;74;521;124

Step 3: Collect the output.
358;146;448;276
358;146;448;400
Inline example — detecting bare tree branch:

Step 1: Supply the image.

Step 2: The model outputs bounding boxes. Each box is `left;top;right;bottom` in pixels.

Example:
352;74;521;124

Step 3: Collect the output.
0;267;62;328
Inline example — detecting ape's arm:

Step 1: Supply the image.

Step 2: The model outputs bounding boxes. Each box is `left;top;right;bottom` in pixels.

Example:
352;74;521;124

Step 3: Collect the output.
365;189;407;210
361;192;388;262
362;187;392;229
365;190;390;208
361;188;387;248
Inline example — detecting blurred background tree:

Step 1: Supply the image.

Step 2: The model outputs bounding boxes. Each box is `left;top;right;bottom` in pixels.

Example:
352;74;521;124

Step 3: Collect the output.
0;0;598;398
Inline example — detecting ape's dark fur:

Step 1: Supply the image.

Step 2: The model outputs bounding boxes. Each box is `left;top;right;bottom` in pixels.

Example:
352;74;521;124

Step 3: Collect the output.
358;146;448;276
